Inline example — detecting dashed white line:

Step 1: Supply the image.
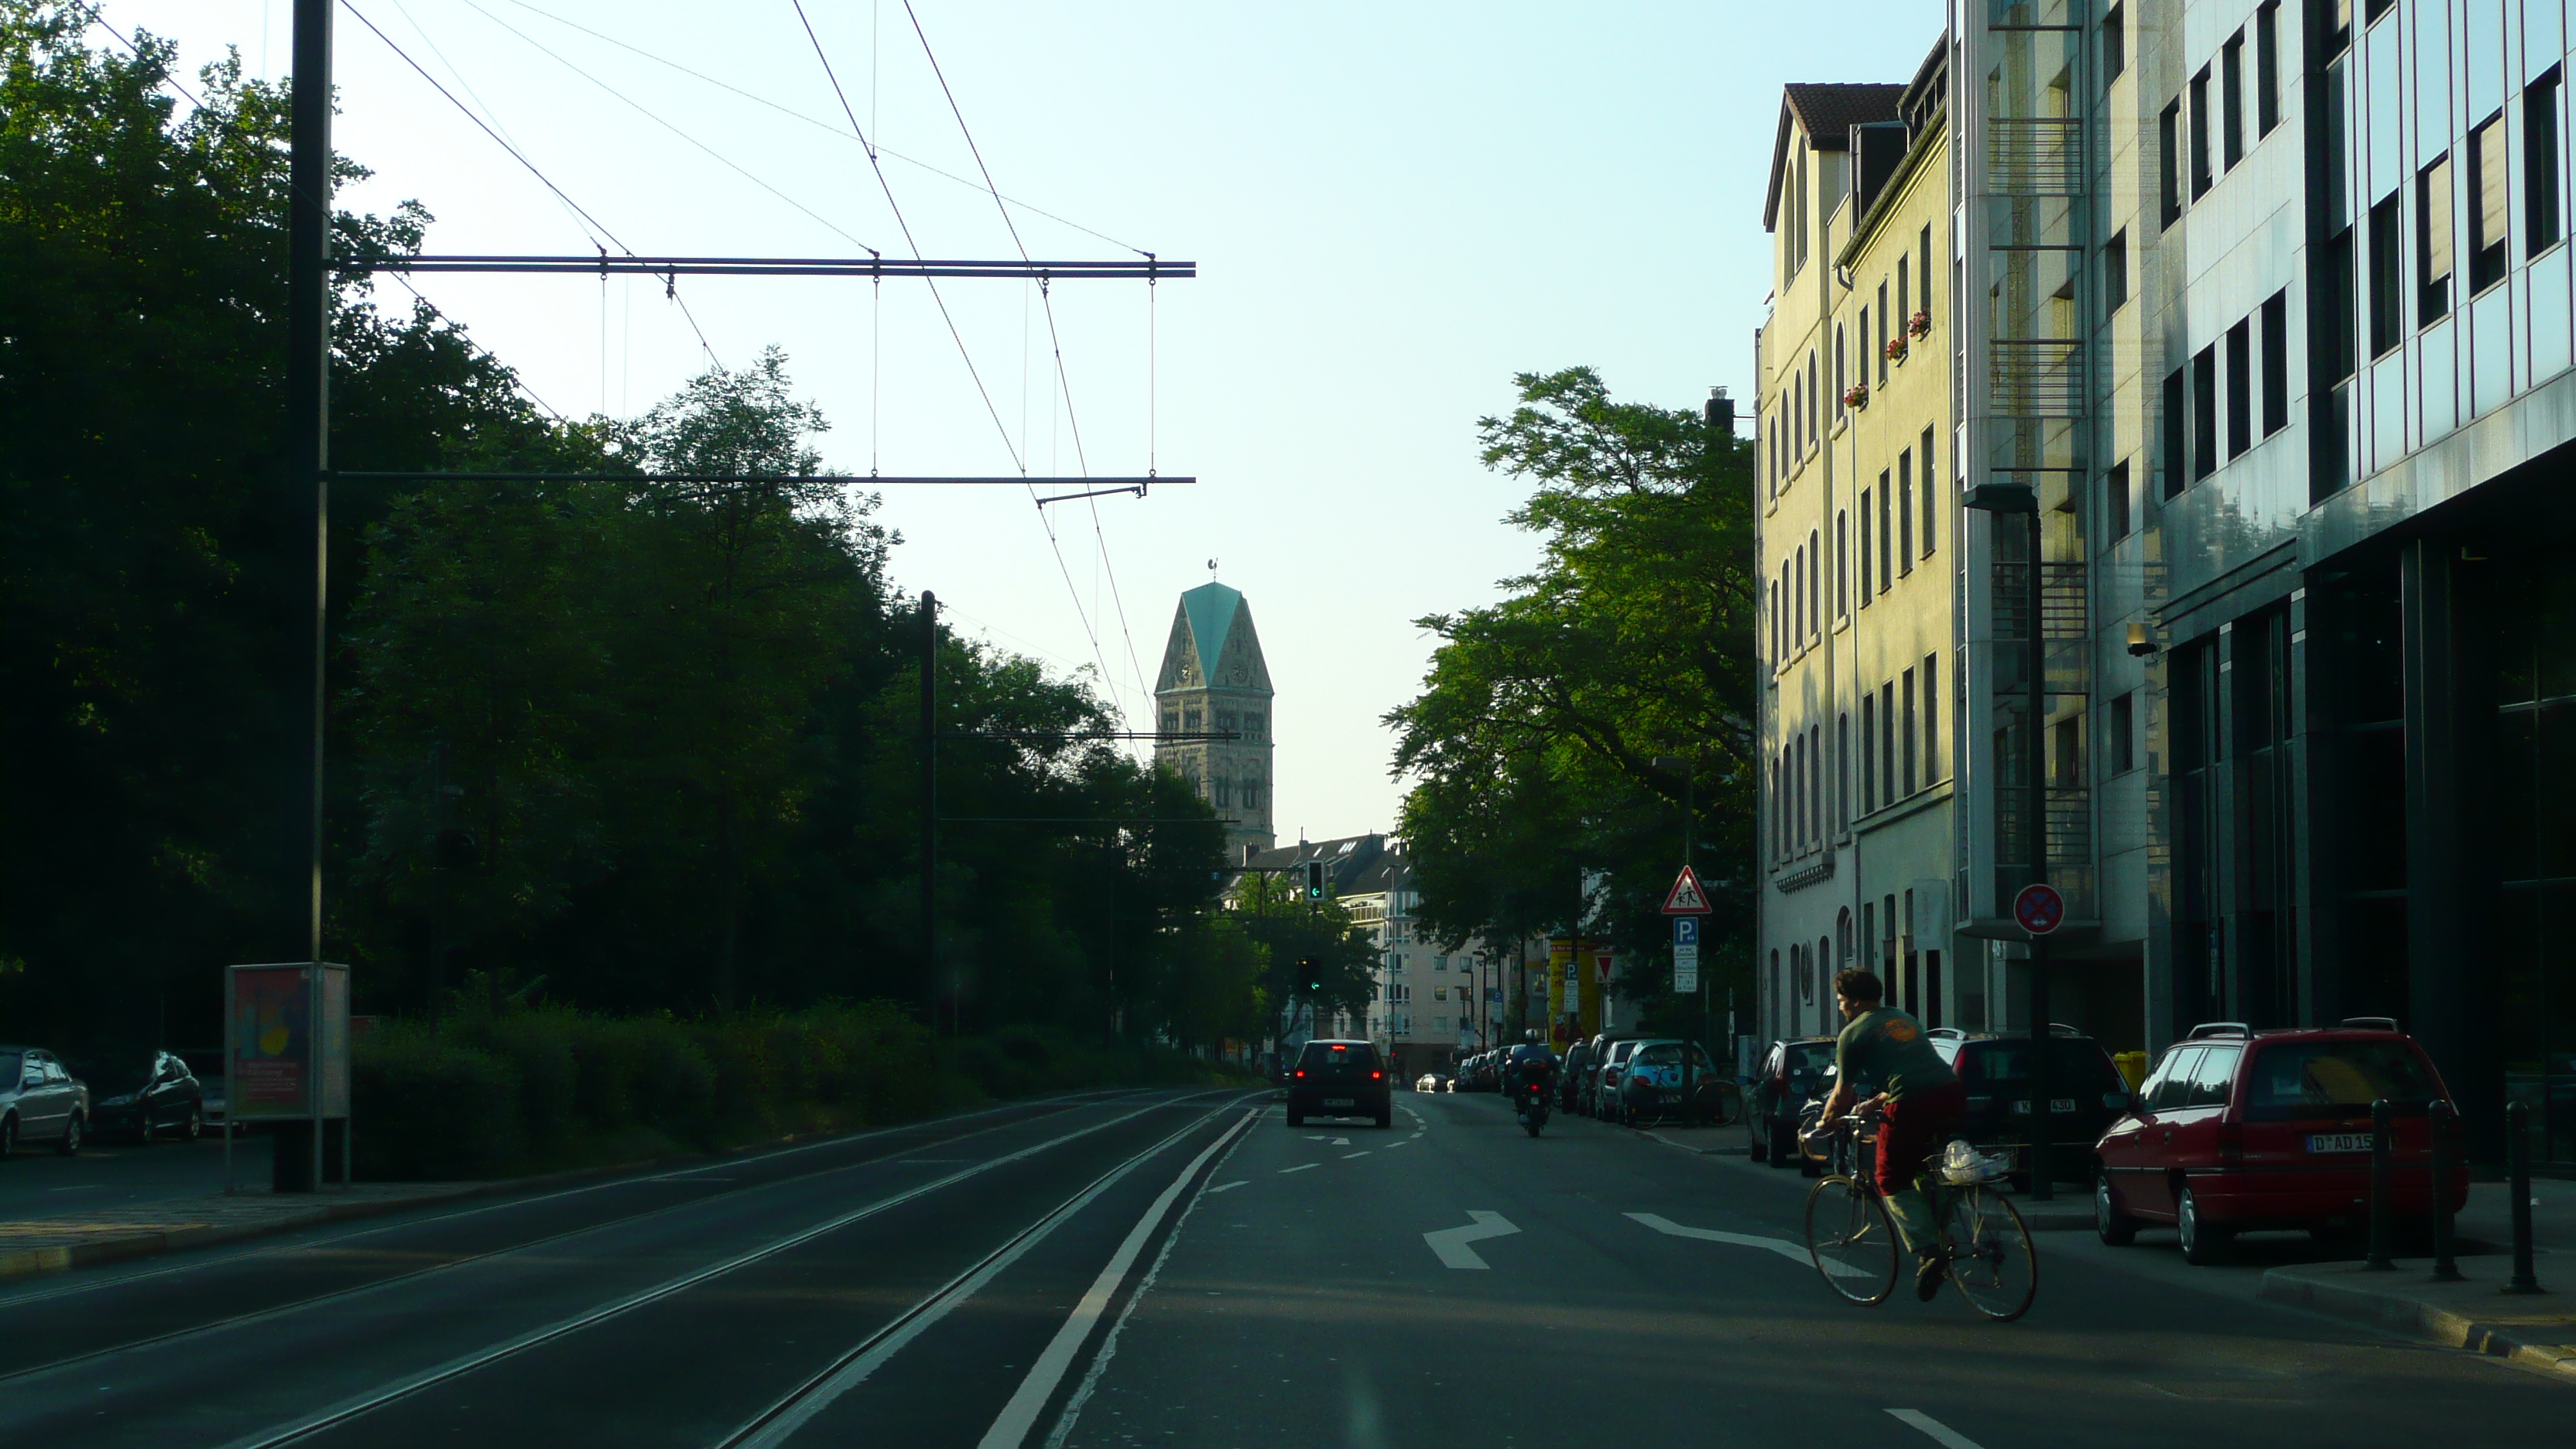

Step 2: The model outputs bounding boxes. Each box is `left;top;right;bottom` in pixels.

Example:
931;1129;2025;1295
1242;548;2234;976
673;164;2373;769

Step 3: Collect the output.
1385;1140;1410;1149
1279;1163;1318;1174
1204;1180;1247;1194
1342;1151;1372;1160
1887;1410;1987;1449
1626;1211;1870;1278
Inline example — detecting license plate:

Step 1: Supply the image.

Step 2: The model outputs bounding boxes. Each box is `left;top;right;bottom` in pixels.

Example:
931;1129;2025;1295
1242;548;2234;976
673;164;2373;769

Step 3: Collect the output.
2008;1098;2081;1114
2308;1132;2374;1153
1324;1098;1355;1108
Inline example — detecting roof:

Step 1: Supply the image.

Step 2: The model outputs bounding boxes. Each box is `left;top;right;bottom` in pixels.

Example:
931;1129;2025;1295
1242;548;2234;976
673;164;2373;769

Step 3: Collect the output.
1230;833;1392;894
1180;581;1242;682
1764;82;1906;228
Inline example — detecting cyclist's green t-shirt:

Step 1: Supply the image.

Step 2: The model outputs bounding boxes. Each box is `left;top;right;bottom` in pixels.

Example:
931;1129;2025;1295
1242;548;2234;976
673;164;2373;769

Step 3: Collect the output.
1834;1007;1958;1102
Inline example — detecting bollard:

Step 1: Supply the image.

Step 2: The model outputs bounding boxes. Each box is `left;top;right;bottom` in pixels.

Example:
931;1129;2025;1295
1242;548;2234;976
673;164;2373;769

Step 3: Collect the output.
2365;1098;2396;1270
2504;1100;2543;1295
2429;1099;2461;1283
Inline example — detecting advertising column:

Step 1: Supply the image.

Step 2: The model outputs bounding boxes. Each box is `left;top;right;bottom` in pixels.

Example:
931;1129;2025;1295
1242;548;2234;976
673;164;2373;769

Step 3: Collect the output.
226;961;351;1193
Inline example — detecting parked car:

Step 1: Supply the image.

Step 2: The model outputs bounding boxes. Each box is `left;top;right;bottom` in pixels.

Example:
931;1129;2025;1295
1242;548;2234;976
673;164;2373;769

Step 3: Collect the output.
1927;1026;2135;1187
1746;1036;1837;1166
1285;1039;1392;1128
1557;1037;1597;1111
177;1048;233;1135
1589;1037;1648;1118
70;1050;206;1144
2093;1019;2469;1264
0;1046;91;1156
1610;1040;1724;1125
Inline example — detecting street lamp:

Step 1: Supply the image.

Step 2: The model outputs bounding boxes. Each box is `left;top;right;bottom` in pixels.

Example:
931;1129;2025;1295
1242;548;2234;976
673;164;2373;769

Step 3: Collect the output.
1962;479;2054;1201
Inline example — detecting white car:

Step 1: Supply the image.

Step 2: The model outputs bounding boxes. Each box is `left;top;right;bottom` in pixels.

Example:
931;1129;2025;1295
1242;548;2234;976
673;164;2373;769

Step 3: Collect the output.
1414;1073;1450;1093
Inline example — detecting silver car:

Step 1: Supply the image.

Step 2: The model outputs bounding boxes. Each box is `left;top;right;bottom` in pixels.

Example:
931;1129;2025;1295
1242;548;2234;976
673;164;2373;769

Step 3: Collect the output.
0;1046;91;1156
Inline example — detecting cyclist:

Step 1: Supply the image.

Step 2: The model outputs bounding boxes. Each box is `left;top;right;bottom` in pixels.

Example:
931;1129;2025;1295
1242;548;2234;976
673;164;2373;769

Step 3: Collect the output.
1813;968;1967;1300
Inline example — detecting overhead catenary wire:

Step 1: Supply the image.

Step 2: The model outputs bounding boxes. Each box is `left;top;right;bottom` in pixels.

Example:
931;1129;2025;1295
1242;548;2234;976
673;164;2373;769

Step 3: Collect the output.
900;1;1155;726
74;2;204;107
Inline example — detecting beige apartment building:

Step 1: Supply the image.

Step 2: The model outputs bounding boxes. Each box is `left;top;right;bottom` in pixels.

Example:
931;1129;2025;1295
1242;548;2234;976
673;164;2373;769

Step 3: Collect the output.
1756;47;1959;1043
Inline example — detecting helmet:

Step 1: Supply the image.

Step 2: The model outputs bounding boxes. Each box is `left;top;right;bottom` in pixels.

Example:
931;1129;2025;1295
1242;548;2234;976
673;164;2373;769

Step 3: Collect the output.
1524;1029;1541;1043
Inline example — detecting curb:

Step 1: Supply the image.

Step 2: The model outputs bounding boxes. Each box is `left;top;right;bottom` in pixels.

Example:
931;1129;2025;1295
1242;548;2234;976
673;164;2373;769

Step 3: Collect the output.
2258;1267;2576;1380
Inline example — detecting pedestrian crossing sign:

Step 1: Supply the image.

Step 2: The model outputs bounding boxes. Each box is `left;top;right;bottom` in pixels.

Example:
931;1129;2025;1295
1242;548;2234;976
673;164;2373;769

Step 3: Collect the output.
1660;865;1712;916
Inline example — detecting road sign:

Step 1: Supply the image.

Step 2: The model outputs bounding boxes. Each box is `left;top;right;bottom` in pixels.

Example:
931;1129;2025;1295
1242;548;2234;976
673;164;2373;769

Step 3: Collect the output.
2013;882;2066;937
1595;952;1613;985
1661;865;1713;916
1672;916;1701;992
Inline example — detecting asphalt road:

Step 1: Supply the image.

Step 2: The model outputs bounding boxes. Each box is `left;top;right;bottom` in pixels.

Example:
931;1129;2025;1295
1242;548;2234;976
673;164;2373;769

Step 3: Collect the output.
3;1085;2565;1449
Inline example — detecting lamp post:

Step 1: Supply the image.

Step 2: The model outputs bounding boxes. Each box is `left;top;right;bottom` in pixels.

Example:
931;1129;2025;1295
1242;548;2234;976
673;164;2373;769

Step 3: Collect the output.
1964;479;2053;1201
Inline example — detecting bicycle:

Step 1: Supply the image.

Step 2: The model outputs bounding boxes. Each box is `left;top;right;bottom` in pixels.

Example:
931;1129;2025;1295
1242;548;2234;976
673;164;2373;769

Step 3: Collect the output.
1799;1108;2038;1321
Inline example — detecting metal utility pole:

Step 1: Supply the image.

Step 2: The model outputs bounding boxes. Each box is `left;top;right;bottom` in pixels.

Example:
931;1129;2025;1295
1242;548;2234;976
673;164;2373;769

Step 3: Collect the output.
920;590;938;1033
289;0;332;966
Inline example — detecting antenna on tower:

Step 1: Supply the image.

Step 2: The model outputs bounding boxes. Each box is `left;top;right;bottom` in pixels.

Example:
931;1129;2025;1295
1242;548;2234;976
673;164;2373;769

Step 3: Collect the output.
1207;557;1219;578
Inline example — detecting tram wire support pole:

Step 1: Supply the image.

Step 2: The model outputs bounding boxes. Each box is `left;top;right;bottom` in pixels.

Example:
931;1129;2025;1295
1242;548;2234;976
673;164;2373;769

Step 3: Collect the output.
2366;1097;2397;1270
2429;1098;2462;1282
920;590;937;1036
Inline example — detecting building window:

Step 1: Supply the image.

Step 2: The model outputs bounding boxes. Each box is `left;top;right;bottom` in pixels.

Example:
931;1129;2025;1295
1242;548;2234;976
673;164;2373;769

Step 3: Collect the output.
2420;155;2454;325
1793;544;1804;644
2104;460;2132;542
2530;68;2563;257
1808;352;1819;445
1900;668;1918;796
2226;317;2252;459
1834;326;1846;419
1922;653;1940;784
1920;424;1939;557
1246;712;1266;740
2260;291;2289;435
2160;99;2184;224
2368;189;2403;355
2162;366;2187;496
2469;114;2509;293
1896;453;1915;575
1877;478;1893;590
1835;510;1849;618
2103;227;2129;312
2051;715;2084;790
2191;67;2214;197
2193;344;2218;479
1918;224;1935;329
2107;690;2136;776
1807;529;1821;637
2103;1;2125;83
1897;255;1910;334
2221;32;2245;170
2256;2;2281;136
1858;485;1874;601
1880;681;1896;803
1837;712;1851;830
1861;694;1878;812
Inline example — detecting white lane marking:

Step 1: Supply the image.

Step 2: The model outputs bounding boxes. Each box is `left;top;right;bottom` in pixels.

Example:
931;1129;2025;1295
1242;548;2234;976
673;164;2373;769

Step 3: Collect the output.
1279;1163;1318;1174
1204;1180;1247;1194
1423;1211;1519;1269
1305;1135;1331;1141
975;1115;1256;1448
1625;1211;1870;1279
1331;1137;1351;1146
1342;1151;1372;1160
1385;1141;1410;1149
728;1108;1255;1449
1887;1409;1988;1449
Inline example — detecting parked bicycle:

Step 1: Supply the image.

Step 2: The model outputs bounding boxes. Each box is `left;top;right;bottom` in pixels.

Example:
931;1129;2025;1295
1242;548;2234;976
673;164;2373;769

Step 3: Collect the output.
1800;1108;2038;1321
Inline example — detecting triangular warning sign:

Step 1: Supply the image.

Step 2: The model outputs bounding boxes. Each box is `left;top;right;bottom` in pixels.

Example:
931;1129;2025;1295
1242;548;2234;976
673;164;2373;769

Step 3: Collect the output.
1661;865;1712;916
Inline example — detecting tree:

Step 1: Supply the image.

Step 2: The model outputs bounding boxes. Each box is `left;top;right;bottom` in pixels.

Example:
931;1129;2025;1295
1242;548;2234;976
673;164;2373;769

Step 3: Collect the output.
1388;367;1759;1035
1227;872;1379;1046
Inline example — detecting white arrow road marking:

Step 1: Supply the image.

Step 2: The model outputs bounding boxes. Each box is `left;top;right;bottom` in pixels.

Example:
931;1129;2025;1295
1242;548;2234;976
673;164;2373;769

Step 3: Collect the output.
1279;1163;1318;1174
1887;1410;1988;1449
1205;1180;1247;1194
1331;1137;1351;1146
1625;1211;1872;1279
1423;1211;1519;1269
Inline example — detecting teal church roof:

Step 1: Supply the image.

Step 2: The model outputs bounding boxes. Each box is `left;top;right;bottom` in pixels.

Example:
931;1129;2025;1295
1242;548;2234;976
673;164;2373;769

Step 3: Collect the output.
1180;581;1242;680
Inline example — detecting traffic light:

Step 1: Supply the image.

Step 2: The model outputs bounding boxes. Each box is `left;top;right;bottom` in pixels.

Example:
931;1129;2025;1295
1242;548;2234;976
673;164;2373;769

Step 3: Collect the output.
1303;861;1325;899
1298;957;1321;995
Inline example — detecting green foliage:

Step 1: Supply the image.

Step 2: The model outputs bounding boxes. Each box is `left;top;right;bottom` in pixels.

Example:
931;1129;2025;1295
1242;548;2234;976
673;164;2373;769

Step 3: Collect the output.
2;7;1257;1060
1389;367;1759;1031
1225;872;1379;1042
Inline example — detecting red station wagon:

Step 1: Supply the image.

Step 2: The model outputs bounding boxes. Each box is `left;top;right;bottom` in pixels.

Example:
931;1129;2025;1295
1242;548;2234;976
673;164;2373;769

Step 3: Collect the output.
2093;1019;2470;1263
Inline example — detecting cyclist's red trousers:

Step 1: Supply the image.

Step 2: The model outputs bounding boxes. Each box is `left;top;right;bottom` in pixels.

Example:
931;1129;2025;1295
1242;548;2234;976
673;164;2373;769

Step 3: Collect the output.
1875;1079;1968;1198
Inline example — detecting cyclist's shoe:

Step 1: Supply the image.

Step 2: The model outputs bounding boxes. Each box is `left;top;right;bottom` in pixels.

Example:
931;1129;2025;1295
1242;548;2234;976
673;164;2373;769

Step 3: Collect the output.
1914;1250;1949;1301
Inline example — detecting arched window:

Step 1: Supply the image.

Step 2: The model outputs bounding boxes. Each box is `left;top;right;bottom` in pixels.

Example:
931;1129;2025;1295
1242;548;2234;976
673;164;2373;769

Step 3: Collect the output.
1835;510;1849;618
1837;712;1851;831
1807;530;1821;637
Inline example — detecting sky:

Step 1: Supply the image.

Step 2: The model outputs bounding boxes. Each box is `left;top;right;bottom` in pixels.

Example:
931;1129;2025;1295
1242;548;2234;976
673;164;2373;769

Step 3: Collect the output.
99;0;1942;841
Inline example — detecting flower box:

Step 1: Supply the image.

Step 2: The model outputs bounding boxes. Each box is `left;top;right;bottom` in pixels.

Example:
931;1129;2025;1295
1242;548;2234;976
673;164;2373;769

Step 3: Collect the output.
1884;336;1910;364
1908;309;1930;339
1843;382;1869;410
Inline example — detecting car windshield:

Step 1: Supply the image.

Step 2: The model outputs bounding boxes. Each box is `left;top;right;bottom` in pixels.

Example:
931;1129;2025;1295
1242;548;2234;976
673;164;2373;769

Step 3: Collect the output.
1635;1043;1714;1070
1784;1043;1834;1076
1956;1040;2126;1094
70;1060;155;1094
2245;1040;2439;1119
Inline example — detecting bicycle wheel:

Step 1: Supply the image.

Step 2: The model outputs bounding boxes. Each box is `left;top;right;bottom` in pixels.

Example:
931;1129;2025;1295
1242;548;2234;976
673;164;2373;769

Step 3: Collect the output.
1804;1176;1899;1306
1944;1184;2038;1321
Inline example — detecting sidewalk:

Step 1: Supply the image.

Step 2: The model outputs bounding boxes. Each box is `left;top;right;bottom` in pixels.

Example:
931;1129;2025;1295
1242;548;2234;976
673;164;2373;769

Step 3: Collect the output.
0;1180;492;1281
2257;1180;2576;1380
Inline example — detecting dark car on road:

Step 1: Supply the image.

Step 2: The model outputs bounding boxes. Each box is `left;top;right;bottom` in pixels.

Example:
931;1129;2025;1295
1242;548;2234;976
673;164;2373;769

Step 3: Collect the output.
1608;1039;1724;1125
1746;1036;1837;1166
1284;1040;1392;1128
71;1050;207;1144
2094;1020;2468;1263
0;1046;91;1157
1927;1026;2135;1187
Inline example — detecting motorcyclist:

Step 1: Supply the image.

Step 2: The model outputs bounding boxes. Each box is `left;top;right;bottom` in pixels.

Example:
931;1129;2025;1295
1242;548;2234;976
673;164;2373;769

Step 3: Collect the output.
1505;1029;1559;1103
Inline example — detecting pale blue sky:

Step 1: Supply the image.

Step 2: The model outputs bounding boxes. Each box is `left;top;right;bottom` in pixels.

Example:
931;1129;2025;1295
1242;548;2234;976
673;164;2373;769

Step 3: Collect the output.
106;0;1941;838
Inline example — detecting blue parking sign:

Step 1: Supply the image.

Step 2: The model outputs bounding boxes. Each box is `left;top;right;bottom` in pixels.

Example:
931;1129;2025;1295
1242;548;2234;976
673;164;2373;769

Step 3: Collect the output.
1673;916;1700;947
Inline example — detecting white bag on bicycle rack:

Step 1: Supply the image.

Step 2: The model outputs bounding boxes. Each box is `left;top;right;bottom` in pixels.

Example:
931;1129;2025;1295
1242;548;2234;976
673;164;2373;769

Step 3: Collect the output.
1938;1137;2012;1186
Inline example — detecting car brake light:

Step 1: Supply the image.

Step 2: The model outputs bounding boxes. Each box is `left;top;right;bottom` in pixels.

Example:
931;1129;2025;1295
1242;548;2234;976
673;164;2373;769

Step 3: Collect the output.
2216;1120;2244;1165
1370;1070;1382;1080
1293;1069;1305;1078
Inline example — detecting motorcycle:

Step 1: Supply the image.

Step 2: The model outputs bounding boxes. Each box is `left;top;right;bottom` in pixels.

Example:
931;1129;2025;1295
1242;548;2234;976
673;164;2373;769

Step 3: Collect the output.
1513;1068;1553;1136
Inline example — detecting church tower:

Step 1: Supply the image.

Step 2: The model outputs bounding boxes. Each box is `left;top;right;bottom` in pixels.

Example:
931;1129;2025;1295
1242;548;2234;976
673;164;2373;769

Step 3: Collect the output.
1153;582;1276;861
